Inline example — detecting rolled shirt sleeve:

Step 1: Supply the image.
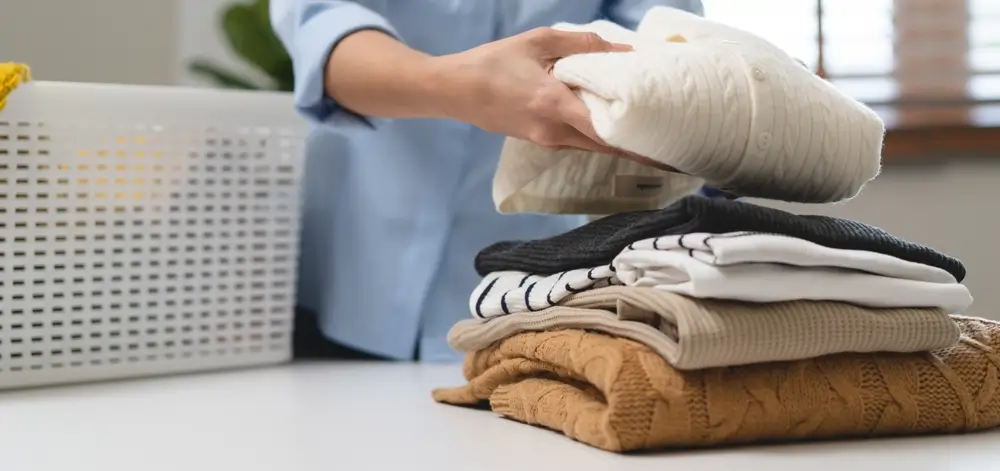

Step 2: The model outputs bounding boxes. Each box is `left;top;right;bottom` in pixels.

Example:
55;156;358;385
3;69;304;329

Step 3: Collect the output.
602;0;704;29
270;0;399;128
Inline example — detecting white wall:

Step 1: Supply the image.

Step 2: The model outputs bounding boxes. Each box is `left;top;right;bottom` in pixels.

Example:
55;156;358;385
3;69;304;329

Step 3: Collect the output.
0;0;256;87
0;0;177;85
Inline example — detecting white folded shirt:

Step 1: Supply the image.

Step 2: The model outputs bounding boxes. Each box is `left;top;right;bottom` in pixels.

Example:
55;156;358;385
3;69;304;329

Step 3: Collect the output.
494;7;885;215
470;232;972;318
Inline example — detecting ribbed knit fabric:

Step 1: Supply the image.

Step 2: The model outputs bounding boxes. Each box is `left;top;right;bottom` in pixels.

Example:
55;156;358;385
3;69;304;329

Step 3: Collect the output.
629;7;883;201
495;136;707;215
450;287;960;370
493;8;884;214
493;19;706;215
475;196;966;281
433;316;1000;452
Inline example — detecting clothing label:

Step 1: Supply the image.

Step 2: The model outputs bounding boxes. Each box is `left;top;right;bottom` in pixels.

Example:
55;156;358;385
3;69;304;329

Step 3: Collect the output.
614;175;666;198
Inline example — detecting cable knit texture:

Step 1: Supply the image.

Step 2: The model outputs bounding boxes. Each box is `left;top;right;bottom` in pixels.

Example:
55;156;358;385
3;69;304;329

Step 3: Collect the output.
494;20;707;215
476;196;967;281
493;8;884;214
433;316;1000;452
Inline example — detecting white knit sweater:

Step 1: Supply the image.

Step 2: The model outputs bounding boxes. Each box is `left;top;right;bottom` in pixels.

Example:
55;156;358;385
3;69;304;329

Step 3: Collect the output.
493;7;885;214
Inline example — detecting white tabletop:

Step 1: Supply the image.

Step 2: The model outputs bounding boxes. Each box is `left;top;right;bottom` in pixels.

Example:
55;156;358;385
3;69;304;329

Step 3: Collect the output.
1;362;997;471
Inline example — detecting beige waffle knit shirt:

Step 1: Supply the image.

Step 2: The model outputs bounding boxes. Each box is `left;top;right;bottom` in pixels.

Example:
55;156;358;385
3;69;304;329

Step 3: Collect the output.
448;287;959;370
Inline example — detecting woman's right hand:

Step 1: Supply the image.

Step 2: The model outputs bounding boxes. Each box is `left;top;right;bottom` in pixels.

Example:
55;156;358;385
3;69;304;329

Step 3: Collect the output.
326;27;678;170
430;27;634;156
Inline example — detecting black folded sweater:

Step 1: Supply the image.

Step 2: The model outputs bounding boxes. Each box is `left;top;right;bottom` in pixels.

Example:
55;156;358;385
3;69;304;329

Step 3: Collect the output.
475;196;966;281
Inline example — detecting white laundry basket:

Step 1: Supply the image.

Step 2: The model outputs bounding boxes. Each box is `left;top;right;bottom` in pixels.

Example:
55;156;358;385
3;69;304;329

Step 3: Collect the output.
0;81;306;389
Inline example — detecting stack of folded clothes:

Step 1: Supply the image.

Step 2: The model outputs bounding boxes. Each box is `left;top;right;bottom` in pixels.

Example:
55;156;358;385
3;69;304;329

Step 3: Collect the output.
434;318;1000;452
433;6;998;453
455;197;971;370
432;196;995;451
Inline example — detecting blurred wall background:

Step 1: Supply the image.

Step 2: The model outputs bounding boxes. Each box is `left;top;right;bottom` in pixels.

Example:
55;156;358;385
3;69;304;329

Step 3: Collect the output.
2;0;998;319
0;0;177;85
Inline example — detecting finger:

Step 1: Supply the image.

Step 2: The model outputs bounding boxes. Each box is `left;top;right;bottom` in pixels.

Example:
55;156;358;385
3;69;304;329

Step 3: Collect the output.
551;127;621;154
549;84;603;142
540;82;686;173
549;125;627;156
548;88;686;173
554;130;683;173
534;29;632;59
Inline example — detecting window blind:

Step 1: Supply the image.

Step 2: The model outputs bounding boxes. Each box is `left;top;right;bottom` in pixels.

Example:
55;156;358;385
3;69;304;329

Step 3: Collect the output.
701;0;1000;128
969;0;1000;101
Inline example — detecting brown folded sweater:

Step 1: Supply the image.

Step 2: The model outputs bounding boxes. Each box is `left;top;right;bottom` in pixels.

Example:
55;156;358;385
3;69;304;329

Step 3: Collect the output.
433;316;1000;452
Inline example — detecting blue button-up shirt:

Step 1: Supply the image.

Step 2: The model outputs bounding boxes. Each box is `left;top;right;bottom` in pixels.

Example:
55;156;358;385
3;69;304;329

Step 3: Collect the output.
270;0;705;362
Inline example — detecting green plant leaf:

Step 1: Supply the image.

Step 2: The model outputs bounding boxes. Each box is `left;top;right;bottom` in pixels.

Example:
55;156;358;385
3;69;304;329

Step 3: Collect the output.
252;0;271;24
188;60;262;90
222;0;294;88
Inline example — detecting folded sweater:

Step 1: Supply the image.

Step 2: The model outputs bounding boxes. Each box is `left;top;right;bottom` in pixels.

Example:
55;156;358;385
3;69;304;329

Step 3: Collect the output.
493;7;884;214
452;286;960;370
475;196;967;282
472;232;971;317
613;236;972;313
493;20;707;215
434;316;1000;452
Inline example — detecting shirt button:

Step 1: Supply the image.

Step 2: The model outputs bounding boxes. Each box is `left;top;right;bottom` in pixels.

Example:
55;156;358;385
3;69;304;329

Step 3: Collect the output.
757;132;772;150
752;67;766;81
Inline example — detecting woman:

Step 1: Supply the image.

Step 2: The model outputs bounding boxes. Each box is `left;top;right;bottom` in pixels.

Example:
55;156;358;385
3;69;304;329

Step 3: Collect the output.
270;0;707;362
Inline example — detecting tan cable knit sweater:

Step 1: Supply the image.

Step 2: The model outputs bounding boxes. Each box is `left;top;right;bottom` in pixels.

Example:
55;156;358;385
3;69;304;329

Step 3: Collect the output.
433;316;1000;452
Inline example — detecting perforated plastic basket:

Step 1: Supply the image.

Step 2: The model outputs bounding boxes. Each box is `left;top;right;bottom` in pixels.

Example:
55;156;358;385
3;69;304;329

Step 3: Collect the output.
0;81;306;389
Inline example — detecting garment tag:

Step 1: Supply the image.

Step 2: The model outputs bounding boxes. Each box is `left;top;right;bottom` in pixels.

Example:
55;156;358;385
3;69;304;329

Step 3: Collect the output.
614;175;666;198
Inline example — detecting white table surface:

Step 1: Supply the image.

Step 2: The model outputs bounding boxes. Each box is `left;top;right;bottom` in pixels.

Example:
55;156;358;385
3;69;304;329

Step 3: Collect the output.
1;362;998;471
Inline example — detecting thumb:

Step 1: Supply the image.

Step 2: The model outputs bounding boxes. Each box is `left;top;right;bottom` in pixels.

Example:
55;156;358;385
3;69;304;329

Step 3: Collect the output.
548;83;603;143
550;84;685;173
534;29;632;59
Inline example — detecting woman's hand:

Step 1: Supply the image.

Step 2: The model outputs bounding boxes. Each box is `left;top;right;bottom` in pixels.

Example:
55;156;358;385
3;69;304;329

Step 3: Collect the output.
325;27;679;170
431;27;633;156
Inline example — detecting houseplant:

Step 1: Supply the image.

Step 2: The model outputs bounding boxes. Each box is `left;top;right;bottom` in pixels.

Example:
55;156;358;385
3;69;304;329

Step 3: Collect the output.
187;0;294;91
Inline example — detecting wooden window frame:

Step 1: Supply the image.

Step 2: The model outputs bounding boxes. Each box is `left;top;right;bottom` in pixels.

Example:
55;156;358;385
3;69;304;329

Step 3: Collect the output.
814;0;1000;160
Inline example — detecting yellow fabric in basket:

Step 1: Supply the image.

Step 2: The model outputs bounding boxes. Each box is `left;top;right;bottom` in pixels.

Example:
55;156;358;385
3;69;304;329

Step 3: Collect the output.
0;63;31;112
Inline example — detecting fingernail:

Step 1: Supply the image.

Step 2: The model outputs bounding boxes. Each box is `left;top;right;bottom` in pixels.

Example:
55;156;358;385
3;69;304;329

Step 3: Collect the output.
611;42;633;52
